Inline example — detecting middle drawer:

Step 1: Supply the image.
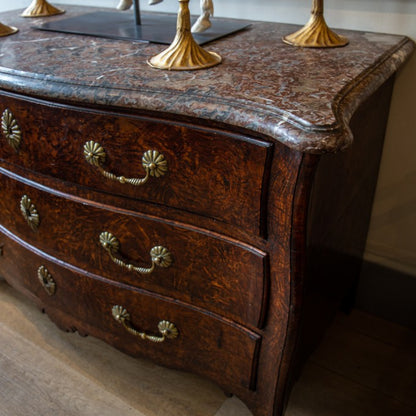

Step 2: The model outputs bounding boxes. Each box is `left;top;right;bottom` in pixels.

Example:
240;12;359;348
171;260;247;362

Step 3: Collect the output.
0;168;268;328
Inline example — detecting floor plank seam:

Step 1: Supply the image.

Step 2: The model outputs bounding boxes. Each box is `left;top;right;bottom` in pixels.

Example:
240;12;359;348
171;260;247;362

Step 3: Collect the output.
308;359;416;411
335;323;416;350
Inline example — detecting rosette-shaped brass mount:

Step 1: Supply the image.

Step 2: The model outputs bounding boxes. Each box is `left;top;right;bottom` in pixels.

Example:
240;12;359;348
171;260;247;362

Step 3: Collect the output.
0;22;18;37
283;0;348;48
2;109;22;152
37;266;56;296
20;195;40;232
148;0;222;70
21;0;65;17
112;305;179;343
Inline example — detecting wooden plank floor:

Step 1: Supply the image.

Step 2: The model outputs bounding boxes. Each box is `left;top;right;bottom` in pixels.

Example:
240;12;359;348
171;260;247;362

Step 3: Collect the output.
0;279;415;416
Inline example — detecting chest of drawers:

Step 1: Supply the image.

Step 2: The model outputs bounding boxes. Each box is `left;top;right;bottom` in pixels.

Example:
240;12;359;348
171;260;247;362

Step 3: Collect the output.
0;6;413;416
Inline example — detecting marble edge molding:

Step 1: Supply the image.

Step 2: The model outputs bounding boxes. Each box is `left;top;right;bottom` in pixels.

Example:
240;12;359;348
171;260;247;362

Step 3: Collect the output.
331;37;415;152
0;37;414;154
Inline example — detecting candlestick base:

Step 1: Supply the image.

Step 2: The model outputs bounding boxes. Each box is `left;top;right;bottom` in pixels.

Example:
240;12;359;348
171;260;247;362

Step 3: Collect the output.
148;0;222;71
283;14;348;48
148;37;222;70
21;0;65;18
0;22;18;37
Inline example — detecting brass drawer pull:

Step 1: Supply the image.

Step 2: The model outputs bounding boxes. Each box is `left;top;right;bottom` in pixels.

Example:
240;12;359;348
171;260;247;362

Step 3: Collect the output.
20;195;40;231
37;266;56;296
84;141;168;186
99;231;173;274
1;108;22;152
112;305;178;343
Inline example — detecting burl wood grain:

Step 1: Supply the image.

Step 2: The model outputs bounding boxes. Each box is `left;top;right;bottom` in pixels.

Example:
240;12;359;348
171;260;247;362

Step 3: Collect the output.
0;226;262;393
0;168;269;329
0;92;272;237
0;119;305;416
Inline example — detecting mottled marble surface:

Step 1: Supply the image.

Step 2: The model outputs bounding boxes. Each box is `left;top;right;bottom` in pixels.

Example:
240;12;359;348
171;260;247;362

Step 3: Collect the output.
0;6;414;153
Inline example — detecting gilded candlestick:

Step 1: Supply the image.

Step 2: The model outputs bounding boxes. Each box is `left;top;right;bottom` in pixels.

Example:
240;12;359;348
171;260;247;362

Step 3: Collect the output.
148;0;222;71
21;0;65;18
283;0;348;48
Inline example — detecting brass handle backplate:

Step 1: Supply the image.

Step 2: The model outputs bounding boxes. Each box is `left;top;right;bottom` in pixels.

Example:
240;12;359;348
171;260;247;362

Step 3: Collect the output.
99;231;172;274
112;305;178;343
37;266;56;296
20;195;40;231
1;108;22;152
84;141;168;186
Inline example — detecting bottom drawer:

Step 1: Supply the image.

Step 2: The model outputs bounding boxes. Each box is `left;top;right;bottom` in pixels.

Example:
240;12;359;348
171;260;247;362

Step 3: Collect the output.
0;225;261;392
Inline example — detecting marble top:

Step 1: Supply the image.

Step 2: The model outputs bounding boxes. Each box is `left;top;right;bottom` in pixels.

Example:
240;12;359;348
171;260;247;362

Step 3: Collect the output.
0;6;414;153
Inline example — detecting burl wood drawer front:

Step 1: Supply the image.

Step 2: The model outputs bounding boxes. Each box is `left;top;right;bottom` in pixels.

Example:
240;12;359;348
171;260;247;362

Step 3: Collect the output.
0;169;269;328
0;93;272;236
0;227;262;391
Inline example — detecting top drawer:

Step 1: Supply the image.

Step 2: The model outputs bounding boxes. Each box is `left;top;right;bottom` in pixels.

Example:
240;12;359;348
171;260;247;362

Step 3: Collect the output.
0;93;272;236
